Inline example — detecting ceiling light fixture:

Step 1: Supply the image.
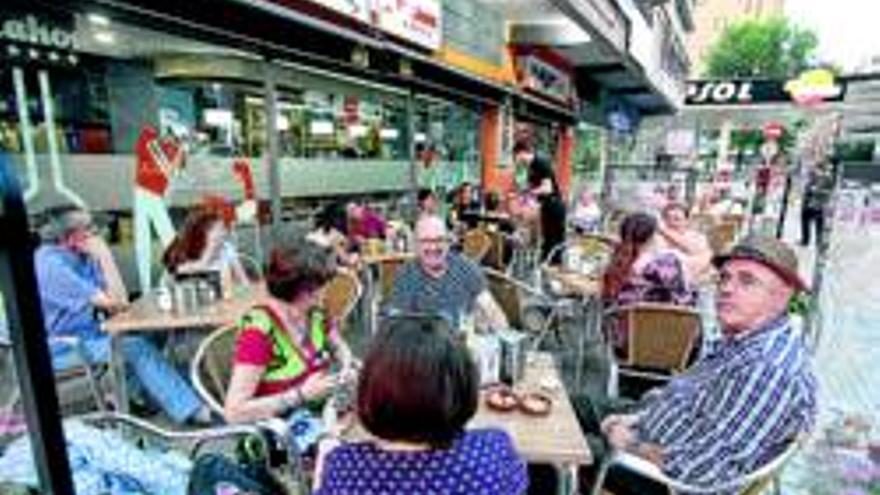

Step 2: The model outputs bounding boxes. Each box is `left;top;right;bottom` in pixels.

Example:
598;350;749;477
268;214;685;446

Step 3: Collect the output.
93;31;115;44
87;14;111;26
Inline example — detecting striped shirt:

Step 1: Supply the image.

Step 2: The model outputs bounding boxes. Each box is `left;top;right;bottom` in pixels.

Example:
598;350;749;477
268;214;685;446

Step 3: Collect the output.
387;252;486;327
635;315;817;491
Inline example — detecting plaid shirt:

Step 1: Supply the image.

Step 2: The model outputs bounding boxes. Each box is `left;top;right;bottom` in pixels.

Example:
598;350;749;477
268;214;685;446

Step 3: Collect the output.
635;315;817;490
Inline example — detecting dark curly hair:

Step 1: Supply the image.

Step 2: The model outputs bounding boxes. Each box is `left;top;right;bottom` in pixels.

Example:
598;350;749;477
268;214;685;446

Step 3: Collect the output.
265;232;336;302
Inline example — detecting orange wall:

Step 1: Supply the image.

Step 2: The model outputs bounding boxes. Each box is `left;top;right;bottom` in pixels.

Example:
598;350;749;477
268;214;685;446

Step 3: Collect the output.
555;126;573;198
480;106;514;193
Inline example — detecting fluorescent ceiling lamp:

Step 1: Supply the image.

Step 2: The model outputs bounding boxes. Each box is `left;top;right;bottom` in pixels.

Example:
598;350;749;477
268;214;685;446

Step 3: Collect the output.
414;132;427;143
87;13;110;26
93;31;115;44
380;128;399;140
310;121;335;135
349;124;368;138
204;108;233;127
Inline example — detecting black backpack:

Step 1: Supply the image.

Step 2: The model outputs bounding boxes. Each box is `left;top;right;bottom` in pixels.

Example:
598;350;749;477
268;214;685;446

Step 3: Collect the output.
187;453;286;495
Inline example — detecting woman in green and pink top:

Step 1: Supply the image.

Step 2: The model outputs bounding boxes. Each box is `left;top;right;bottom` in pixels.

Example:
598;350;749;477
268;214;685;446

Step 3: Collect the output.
224;235;354;423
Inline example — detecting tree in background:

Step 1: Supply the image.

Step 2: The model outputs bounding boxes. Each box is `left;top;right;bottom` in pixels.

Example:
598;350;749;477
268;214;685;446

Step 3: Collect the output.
705;17;819;79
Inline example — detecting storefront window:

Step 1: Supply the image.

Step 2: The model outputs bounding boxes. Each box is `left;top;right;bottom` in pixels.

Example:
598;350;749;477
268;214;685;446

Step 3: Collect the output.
413;96;481;194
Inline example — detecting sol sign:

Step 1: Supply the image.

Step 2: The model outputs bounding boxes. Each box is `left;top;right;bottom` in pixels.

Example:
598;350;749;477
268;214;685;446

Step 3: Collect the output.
686;81;756;105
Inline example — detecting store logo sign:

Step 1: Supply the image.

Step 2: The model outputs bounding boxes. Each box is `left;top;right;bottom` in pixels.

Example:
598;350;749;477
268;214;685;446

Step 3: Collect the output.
686;81;753;104
520;55;572;103
0;15;77;51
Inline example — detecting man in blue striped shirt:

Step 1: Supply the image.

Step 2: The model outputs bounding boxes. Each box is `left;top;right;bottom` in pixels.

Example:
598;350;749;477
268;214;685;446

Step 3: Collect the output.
594;235;817;494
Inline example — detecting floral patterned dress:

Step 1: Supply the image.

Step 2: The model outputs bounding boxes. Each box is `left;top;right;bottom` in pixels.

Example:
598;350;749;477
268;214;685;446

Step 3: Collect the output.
612;250;696;351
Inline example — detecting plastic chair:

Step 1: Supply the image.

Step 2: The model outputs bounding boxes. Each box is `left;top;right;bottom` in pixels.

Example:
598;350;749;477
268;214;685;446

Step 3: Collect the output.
590;435;803;495
604;303;701;396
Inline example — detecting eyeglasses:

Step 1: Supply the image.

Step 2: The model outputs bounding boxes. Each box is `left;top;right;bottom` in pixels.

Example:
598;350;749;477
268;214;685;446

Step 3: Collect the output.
417;236;449;246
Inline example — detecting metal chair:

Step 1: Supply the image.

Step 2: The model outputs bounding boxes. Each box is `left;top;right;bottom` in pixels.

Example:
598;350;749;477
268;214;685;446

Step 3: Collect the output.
322;268;362;328
541;234;617;278
0;334;107;413
604;303;701;396
590;435;803;495
708;220;740;254
483;268;561;348
190;325;310;491
461;228;492;263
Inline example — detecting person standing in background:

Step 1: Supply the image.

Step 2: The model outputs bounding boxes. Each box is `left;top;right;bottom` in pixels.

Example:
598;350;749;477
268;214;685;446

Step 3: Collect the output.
513;139;567;264
800;159;834;247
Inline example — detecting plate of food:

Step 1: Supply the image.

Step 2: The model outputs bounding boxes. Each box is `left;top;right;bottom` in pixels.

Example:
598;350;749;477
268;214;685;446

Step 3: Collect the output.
485;385;519;412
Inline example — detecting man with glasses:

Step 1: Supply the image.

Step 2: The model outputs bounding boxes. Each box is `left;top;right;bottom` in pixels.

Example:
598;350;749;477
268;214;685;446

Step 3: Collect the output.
35;205;211;424
579;235;816;494
387;215;508;331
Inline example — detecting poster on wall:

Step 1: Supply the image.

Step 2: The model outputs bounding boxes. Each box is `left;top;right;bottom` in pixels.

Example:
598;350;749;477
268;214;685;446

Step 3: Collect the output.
373;0;442;50
305;0;372;24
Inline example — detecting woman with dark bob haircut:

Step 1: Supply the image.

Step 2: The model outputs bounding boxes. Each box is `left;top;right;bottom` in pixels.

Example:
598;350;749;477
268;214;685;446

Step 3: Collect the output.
224;232;355;423
315;315;527;494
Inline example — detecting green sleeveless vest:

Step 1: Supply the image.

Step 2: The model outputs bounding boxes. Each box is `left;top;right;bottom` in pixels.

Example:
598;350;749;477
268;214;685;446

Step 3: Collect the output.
238;306;330;383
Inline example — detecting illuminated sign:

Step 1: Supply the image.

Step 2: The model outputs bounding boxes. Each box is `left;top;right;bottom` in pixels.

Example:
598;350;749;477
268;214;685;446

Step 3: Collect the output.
687;76;846;105
785;69;843;105
518;55;573;104
301;0;442;50
373;0;441;50
305;0;371;24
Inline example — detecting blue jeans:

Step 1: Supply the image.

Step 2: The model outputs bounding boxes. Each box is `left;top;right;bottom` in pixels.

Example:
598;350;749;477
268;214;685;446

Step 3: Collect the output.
50;334;203;424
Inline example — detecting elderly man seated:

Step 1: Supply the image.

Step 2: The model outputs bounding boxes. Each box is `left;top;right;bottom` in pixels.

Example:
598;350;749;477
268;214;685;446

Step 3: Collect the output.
387;215;508;331
579;235;816;494
34;205;211;424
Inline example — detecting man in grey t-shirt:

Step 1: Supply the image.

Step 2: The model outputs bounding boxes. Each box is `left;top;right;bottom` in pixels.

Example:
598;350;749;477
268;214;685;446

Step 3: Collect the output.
388;216;508;331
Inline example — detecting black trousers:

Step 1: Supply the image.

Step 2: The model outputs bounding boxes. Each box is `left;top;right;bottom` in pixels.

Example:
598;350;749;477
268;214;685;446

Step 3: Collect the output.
800;207;825;247
571;396;670;495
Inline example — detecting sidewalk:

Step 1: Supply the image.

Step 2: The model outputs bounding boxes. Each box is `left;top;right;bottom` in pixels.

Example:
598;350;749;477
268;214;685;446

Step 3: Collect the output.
781;207;880;493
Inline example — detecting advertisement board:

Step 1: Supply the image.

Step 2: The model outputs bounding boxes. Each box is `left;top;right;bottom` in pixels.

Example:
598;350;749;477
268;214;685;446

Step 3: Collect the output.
305;0;371;24
373;0;442;50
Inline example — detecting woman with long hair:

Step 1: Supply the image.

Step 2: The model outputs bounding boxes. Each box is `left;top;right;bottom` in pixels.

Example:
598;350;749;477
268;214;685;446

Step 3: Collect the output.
162;208;248;290
603;212;695;349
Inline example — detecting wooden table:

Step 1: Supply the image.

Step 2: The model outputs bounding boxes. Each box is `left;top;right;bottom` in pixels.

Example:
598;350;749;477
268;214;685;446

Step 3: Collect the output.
102;284;265;413
103;285;265;334
342;352;592;495
472;353;592;472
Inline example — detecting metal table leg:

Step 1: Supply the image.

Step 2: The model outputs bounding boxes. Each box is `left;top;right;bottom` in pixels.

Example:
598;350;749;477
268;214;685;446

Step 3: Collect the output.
575;299;587;393
556;463;580;495
110;334;129;415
